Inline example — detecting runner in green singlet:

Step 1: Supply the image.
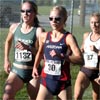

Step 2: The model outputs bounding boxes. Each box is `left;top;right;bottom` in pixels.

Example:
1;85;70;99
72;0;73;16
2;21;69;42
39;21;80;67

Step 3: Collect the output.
3;1;44;100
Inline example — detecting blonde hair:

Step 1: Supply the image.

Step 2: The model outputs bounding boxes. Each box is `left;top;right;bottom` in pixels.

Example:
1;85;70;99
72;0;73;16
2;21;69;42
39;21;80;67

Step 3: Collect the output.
51;6;68;23
90;12;100;22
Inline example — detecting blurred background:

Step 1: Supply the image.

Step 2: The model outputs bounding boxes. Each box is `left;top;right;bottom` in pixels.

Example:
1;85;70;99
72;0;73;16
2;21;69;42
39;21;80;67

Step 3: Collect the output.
0;0;100;99
0;0;100;30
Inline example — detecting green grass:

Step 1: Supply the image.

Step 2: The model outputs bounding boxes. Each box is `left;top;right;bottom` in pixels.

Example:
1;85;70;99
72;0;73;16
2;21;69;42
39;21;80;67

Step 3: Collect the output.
38;6;53;15
38;5;79;15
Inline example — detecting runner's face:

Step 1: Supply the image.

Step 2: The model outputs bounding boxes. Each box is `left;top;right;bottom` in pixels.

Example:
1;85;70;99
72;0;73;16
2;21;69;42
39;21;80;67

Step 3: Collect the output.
49;10;65;31
90;16;100;33
21;2;35;23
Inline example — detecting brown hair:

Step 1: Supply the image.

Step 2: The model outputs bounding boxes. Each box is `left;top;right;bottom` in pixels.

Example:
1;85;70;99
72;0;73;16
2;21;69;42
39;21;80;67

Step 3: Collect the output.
23;0;39;27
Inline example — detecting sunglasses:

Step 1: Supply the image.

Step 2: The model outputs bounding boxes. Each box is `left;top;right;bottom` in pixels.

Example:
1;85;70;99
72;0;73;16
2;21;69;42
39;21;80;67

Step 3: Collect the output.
49;17;61;22
21;9;33;13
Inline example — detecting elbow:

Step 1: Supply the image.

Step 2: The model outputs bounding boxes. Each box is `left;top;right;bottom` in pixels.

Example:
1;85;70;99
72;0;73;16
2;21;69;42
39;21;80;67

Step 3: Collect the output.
71;54;84;65
77;54;84;65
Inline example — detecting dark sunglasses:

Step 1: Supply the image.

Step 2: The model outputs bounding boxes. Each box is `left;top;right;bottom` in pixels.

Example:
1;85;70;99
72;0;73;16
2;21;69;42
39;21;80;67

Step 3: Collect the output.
49;17;61;22
21;9;33;13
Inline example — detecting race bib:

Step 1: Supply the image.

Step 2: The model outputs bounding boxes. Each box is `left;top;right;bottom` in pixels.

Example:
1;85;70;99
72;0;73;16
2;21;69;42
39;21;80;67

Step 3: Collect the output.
84;53;98;67
15;49;32;62
44;60;61;75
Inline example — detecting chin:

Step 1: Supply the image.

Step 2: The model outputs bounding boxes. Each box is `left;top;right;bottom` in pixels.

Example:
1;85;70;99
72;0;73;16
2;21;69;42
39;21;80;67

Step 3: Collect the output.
52;27;57;30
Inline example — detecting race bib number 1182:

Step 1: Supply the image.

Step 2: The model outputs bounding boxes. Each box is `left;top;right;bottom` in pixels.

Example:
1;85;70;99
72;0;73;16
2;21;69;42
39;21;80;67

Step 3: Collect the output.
15;50;32;62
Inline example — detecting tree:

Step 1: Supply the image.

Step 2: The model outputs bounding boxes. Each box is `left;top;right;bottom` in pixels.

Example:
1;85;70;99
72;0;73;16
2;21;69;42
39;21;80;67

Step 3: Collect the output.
79;0;86;27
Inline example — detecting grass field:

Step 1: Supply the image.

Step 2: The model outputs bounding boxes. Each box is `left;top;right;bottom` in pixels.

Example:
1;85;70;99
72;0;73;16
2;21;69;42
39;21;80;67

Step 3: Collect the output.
0;6;93;100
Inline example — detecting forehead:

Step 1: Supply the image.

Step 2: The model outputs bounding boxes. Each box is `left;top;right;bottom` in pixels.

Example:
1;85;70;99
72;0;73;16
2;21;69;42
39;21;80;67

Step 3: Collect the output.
50;10;61;16
22;2;31;9
90;16;100;22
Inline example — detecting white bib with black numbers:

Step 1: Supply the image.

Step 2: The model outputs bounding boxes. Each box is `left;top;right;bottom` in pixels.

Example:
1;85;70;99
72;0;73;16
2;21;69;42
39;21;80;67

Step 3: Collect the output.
15;49;32;62
84;52;98;67
44;60;61;75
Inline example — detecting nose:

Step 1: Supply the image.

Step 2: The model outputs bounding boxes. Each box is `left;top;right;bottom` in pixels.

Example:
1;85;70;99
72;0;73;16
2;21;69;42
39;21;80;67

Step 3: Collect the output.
52;19;56;22
24;11;28;15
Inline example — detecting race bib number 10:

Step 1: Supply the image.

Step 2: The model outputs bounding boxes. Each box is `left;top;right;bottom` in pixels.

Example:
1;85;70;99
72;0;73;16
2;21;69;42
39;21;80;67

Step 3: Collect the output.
44;60;61;75
15;50;32;62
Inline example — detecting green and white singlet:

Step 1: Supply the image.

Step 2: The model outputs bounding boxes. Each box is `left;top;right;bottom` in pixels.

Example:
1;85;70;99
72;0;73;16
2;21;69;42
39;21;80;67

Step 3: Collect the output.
11;24;38;82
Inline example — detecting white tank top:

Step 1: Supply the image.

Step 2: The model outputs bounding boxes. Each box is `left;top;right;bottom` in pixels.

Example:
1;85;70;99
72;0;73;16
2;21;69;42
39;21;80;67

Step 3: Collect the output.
84;32;100;68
